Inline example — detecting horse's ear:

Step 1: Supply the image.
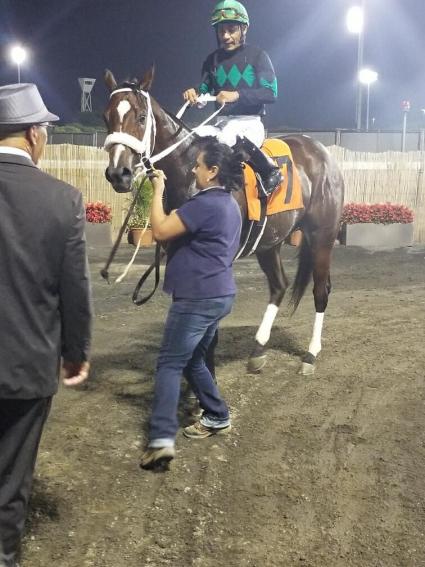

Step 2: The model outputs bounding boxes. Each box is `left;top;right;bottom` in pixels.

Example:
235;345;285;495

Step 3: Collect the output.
138;65;155;92
104;69;117;92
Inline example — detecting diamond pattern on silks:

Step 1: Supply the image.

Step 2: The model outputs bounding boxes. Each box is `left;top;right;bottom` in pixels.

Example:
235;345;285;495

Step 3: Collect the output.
199;82;209;94
216;64;256;88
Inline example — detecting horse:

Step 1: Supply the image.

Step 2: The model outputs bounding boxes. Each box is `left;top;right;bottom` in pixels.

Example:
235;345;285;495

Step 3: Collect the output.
102;67;344;375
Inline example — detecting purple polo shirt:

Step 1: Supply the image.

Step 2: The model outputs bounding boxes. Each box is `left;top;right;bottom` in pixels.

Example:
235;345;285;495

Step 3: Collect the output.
163;187;242;299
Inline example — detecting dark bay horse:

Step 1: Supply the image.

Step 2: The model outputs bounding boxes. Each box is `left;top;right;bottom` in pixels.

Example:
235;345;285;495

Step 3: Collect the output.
103;68;344;375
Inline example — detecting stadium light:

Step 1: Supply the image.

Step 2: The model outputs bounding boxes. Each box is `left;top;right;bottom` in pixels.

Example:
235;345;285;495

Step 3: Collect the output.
9;45;27;83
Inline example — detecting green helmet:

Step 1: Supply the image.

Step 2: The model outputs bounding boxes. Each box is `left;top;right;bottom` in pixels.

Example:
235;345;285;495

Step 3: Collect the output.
211;0;250;27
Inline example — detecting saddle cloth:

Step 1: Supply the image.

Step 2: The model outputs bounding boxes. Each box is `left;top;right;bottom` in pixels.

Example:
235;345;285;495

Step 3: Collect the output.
244;138;304;221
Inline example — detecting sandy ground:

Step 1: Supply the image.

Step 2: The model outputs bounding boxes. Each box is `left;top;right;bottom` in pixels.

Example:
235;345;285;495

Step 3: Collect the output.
20;242;425;567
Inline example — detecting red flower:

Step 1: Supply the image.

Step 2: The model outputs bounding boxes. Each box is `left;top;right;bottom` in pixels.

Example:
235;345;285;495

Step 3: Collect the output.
341;202;413;225
85;201;112;223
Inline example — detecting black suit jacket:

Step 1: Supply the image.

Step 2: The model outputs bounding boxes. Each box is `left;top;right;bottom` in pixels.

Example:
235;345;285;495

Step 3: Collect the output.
0;153;92;399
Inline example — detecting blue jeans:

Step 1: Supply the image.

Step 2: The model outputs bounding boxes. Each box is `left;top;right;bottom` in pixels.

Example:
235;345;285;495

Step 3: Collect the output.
149;295;234;447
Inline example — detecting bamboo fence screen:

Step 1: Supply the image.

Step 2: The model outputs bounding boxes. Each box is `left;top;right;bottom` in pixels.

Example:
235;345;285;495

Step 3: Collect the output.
330;146;425;242
41;144;129;235
41;144;425;242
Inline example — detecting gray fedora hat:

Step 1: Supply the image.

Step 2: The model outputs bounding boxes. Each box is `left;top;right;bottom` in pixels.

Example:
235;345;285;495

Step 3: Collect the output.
0;83;59;126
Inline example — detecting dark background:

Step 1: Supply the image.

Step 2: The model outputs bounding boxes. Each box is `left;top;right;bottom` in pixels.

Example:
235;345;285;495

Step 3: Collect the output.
1;0;424;130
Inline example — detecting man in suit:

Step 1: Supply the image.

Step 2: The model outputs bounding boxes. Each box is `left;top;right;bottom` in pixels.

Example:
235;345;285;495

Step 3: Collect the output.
0;83;92;567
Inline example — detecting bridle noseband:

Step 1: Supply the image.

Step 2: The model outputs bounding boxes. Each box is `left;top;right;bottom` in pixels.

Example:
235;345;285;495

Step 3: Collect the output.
104;87;157;169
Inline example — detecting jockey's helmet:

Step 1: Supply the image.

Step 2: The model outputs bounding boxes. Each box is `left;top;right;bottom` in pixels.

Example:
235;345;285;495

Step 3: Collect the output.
211;0;250;27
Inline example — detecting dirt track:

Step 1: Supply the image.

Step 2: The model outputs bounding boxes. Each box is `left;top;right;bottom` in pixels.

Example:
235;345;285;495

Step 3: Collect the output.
21;243;425;567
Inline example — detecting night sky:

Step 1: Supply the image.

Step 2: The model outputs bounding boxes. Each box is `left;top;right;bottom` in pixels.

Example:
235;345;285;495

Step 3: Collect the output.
1;0;425;130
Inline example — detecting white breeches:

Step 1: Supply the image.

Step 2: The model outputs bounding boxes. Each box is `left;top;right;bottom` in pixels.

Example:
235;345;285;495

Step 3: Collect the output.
196;115;265;148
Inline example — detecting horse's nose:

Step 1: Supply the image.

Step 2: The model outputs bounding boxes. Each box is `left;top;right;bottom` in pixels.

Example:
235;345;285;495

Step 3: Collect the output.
105;166;133;193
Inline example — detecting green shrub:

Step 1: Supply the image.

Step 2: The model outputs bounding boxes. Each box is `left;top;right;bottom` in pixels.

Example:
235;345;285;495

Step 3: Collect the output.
128;177;153;228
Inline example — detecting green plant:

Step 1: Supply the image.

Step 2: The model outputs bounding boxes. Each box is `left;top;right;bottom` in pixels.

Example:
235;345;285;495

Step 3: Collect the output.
127;177;153;229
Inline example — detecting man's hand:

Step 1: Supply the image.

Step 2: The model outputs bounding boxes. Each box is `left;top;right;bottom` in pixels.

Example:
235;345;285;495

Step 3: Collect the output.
62;360;90;387
183;88;199;105
216;91;240;105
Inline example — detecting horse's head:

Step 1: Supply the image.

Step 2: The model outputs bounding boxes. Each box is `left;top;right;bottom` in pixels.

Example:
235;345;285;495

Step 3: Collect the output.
103;68;156;193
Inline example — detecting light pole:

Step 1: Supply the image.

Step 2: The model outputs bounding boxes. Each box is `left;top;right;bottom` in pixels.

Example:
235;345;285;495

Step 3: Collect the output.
346;2;365;130
9;45;27;83
358;68;378;131
401;100;410;152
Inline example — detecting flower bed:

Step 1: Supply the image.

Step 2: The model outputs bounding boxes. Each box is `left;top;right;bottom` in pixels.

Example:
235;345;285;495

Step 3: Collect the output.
341;203;413;225
340;203;414;248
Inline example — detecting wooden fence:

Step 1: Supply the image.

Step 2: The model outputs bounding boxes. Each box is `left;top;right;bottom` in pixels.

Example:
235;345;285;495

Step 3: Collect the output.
41;144;425;242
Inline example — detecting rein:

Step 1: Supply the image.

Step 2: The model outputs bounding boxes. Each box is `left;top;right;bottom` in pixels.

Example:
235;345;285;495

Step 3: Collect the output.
132;242;165;306
103;89;223;169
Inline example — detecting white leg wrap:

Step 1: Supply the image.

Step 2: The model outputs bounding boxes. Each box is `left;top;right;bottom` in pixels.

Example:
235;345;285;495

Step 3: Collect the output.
308;312;325;356
255;304;279;346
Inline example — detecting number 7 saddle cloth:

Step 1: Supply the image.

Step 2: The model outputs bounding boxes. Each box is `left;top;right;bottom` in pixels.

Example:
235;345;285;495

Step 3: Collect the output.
244;138;304;221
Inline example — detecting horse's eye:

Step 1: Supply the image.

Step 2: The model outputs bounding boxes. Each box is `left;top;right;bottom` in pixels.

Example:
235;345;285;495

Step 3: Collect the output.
139;114;146;124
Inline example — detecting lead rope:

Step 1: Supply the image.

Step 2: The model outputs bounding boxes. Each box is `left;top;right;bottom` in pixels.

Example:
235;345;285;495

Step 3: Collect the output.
100;172;148;283
115;216;150;283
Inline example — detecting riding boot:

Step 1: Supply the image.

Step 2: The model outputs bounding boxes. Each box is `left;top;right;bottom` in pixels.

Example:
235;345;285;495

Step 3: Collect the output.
233;136;283;196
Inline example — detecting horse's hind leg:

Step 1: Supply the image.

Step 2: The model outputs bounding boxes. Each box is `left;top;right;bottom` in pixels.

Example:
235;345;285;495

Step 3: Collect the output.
249;244;289;372
301;244;333;375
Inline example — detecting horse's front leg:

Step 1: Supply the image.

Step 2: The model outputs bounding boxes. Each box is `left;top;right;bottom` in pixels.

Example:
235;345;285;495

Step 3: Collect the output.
301;244;333;375
248;244;288;372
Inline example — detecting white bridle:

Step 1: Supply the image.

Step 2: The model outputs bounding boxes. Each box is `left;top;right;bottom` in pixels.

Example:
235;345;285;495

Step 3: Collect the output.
103;87;157;161
103;89;224;169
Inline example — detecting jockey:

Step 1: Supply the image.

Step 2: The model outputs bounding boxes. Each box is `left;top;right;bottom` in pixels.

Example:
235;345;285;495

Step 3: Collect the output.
183;0;282;195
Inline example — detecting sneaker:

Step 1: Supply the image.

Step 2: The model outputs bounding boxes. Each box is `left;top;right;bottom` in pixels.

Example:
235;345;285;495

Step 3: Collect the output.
183;420;231;439
140;446;175;470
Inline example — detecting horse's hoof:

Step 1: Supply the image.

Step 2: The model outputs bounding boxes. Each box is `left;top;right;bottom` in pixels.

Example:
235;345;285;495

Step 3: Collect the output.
300;362;315;375
248;354;267;373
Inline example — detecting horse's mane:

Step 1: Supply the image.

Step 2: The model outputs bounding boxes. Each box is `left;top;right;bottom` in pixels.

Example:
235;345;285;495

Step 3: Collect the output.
163;107;196;138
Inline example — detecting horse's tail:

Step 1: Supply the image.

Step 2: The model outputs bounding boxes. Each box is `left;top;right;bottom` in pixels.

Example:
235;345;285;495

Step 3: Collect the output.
289;234;314;313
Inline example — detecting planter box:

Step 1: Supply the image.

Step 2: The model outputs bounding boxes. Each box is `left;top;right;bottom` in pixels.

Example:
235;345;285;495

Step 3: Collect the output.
127;228;155;247
341;223;413;248
85;222;112;247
